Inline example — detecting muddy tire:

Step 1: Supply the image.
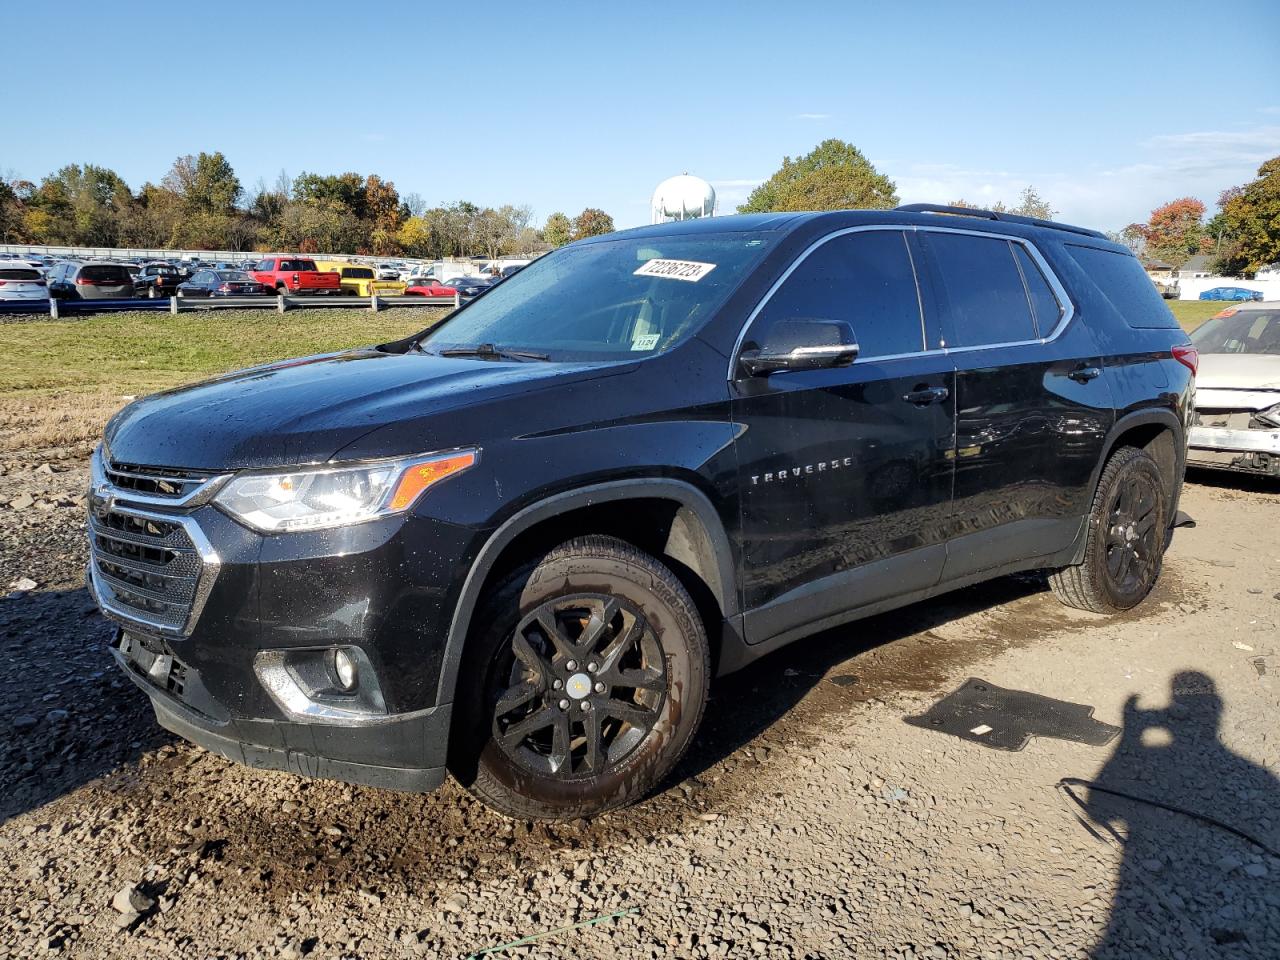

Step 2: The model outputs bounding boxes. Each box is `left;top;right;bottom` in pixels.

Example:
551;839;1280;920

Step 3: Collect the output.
449;536;709;820
1050;446;1168;614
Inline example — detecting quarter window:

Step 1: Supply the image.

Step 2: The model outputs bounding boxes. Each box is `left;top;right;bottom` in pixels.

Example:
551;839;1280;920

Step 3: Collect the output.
749;230;925;359
924;233;1037;347
1014;245;1063;335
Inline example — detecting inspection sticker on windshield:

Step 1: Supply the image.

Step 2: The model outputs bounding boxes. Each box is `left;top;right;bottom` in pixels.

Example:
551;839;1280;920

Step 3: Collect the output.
634;259;717;282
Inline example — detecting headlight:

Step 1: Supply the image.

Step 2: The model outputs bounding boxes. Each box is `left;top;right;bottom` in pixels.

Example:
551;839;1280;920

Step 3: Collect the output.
213;448;477;533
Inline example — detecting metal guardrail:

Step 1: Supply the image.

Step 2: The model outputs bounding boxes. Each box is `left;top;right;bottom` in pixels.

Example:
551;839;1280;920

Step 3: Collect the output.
0;292;462;318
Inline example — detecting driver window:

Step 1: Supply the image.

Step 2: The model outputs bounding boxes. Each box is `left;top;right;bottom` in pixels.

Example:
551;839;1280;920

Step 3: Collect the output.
749;230;926;359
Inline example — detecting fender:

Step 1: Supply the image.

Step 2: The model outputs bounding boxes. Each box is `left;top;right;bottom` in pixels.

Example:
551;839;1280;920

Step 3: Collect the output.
1068;406;1186;564
432;477;738;707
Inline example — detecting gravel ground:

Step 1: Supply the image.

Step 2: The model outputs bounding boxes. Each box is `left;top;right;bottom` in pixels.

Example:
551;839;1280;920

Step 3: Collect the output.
1;441;1277;959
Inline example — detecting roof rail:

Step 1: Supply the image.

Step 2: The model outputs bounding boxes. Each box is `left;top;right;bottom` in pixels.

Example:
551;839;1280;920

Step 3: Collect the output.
894;203;1107;240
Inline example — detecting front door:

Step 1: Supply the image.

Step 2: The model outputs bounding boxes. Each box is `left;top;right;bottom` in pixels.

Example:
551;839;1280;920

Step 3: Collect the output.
731;228;956;645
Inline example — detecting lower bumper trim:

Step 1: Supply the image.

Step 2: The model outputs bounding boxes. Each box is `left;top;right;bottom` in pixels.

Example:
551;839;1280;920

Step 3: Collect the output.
1189;424;1280;454
152;700;447;793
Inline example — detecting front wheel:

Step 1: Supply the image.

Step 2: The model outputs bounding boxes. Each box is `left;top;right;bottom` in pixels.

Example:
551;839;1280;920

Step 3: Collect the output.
450;536;709;819
1050;446;1168;613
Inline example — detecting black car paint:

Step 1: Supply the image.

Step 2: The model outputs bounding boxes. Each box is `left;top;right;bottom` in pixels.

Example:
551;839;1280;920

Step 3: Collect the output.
95;210;1194;792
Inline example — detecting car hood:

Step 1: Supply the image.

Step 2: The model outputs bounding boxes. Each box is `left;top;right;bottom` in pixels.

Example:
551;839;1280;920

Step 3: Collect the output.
104;348;621;470
1194;354;1280;411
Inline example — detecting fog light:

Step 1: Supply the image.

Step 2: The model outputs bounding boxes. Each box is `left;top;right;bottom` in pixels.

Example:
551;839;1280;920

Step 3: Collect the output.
332;648;358;691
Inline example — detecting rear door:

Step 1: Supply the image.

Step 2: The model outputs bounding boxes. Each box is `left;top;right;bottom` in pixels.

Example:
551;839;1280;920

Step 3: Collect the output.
914;229;1114;581
731;227;956;644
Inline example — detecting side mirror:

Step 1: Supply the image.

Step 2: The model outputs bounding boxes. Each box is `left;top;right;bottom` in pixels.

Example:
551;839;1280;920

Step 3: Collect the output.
739;318;860;377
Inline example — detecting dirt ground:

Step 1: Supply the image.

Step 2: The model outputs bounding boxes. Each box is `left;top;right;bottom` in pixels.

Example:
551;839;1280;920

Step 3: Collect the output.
0;430;1277;959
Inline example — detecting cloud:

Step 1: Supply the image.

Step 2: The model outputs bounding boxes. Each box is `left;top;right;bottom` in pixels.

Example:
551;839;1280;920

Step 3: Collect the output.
793;113;830;121
893;124;1280;231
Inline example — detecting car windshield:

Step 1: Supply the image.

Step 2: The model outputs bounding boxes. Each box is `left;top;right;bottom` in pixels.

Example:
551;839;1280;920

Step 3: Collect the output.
1191;310;1280;355
420;233;775;361
215;271;250;281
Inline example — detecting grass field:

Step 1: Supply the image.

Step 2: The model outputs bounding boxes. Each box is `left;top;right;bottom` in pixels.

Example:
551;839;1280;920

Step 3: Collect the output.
1167;299;1221;331
1;307;446;455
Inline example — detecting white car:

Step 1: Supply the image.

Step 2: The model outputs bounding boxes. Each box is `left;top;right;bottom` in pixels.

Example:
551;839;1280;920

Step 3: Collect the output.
0;261;50;302
1187;301;1280;478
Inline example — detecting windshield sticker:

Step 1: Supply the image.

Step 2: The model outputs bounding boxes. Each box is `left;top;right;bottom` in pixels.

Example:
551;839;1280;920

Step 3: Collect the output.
634;259;717;282
631;333;660;351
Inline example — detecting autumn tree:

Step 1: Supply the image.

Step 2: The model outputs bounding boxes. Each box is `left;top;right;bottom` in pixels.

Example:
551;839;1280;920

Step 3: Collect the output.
740;139;897;213
1142;198;1207;269
1213;157;1280;276
992;186;1056;220
543;212;572;247
571;207;614;239
397;216;432;257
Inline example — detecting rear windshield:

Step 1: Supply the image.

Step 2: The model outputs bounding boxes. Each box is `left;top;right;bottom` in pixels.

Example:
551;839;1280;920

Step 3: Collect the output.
81;265;132;283
1191;311;1280;355
1065;244;1178;329
342;267;374;279
0;268;41;280
279;259;318;271
215;271;250;281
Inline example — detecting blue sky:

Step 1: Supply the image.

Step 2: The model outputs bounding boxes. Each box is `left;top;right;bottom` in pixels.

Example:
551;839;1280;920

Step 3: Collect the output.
3;0;1278;232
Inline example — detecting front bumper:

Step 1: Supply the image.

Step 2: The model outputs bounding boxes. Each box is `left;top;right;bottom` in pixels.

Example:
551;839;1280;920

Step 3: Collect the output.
109;633;449;791
1188;424;1280;455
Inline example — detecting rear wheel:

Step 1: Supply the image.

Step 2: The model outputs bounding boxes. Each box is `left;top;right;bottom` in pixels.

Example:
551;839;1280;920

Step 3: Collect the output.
1050;446;1168;613
450;536;709;819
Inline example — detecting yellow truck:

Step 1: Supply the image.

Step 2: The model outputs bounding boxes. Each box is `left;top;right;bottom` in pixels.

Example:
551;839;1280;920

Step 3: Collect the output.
315;261;406;297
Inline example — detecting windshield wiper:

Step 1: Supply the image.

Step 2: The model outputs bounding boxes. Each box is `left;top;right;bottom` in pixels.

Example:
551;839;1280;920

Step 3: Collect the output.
429;343;550;362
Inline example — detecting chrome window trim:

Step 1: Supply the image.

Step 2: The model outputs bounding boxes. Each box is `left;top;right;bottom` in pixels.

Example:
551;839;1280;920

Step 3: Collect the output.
87;501;221;639
726;223;1076;380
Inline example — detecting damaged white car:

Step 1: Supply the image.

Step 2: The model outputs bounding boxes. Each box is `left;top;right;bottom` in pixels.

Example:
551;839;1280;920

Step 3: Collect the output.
1188;301;1280;477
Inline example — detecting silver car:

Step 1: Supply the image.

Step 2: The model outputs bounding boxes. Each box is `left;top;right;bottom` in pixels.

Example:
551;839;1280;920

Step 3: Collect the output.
0;262;50;302
49;261;135;300
1187;301;1280;477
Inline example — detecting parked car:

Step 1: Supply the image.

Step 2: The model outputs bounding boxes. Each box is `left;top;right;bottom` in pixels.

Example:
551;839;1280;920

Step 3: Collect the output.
89;206;1194;819
441;276;494;298
0;262;49;301
1186;302;1280;477
1199;286;1264;301
403;278;456;297
248;256;342;296
177;269;270;298
48;261;134;299
134;263;184;299
314;261;406;297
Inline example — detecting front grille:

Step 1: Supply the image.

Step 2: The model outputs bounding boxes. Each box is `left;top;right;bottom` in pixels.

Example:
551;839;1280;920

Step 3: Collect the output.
89;506;206;632
104;460;216;501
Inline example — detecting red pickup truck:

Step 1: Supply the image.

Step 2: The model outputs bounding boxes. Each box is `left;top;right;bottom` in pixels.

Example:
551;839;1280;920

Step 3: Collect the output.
249;257;342;296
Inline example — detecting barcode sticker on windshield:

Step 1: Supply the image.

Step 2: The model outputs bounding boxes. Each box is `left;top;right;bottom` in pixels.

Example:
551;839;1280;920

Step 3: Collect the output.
632;334;660;351
634;259;717;282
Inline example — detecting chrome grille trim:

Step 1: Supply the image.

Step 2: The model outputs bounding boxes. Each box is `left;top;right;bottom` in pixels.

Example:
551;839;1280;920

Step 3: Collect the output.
93;446;231;508
86;500;221;638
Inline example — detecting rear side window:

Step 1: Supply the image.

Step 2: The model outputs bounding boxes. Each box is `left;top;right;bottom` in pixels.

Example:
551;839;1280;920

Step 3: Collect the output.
751;230;925;358
279;259;317;271
1014;245;1063;335
923;233;1037;347
81;265;131;283
0;268;40;280
342;267;374;279
1066;244;1178;329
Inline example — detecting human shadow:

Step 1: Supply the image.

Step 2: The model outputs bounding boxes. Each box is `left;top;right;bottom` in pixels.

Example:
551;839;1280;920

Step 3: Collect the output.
1081;671;1280;957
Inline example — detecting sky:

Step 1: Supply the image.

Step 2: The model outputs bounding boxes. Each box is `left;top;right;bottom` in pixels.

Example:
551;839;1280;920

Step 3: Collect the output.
3;0;1278;233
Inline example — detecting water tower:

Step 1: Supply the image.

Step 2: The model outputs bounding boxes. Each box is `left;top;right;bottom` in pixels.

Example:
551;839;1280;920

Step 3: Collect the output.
651;174;716;224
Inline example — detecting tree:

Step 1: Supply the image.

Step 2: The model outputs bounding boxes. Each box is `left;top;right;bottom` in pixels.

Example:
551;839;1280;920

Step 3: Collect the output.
1119;223;1148;256
28;163;134;245
543;211;572;247
1143;198;1207;269
163;152;241;216
1213;157;1280;277
571;207;614;240
397;216;432;257
739;139;897;213
991;185;1056;220
363;174;401;254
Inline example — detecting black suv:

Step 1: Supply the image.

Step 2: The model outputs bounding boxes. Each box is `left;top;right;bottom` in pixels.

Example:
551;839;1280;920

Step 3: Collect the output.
89;206;1196;819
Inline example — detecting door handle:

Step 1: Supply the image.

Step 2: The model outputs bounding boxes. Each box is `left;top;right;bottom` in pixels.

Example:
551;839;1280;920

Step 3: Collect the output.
902;385;950;405
1069;365;1102;383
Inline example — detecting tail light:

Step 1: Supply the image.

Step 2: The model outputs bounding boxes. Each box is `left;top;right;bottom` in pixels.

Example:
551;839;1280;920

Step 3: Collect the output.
1172;345;1199;375
76;277;97;285
292;273;300;284
0;281;6;287
218;283;233;292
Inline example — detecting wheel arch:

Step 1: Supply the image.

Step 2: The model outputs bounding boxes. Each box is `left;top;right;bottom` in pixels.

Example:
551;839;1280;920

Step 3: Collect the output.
433;478;738;707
